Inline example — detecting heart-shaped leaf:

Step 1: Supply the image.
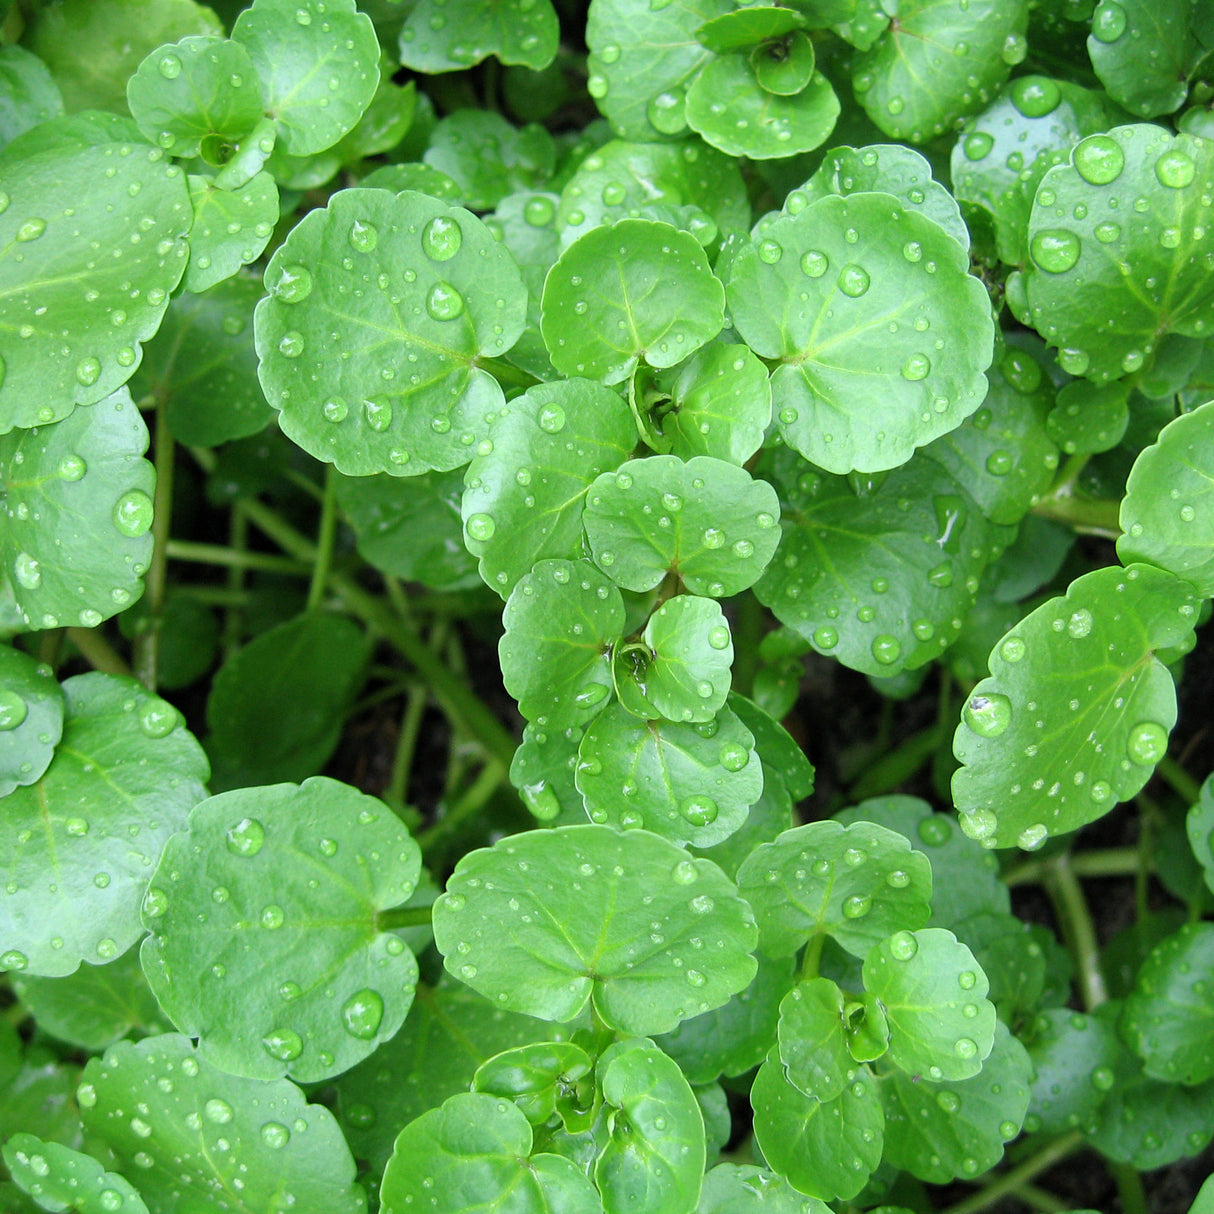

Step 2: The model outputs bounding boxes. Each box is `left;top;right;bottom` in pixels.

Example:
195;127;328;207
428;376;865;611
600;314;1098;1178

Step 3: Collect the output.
431;824;758;1035
0;644;62;795
699;1164;831;1213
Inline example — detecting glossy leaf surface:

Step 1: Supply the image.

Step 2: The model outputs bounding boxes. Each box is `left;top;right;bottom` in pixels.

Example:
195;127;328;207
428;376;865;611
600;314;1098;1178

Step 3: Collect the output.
397;0;559;72
4;1134;149;1214
0;644;62;796
184;171;278;293
777;977;855;1101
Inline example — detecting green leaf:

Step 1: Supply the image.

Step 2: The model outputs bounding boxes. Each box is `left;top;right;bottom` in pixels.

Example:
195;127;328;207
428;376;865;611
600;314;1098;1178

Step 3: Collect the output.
397;0;559;71
337;467;479;589
141;776;420;1082
583;455;781;595
432;824;758;1035
1122;922;1214;1085
126;36;263;160
878;1020;1031;1184
0;672;208;978
0;45;63;151
1025;1006;1123;1135
0;1017;82;1154
952;911;1046;1025
754;452;992;677
952;564;1198;850
542;219;725;385
1186;774;1214;896
231;0;379;155
585;0;730;140
833;796;1010;929
1118;400;1214;596
657;952;797;1084
1046;379;1129;455
424;111;555;211
473;1041;594;1127
0;644;63;795
12;939;168;1051
256;188;526;477
778;977;857;1101
750;1048;883;1202
381;1090;601;1214
79;1034;366;1214
1019;124;1214;383
863;927;996;1082
0;389;156;631
4;1135;149;1214
728;193;994;474
360;160;462;201
595;1037;706;1214
0;139;190;430
1088;0;1204;118
736;819;932;959
685;55;839;160
555;139;749;252
205;612;371;789
184;171;278;293
511;722;587;824
851;0;1028;142
462;378;636;598
133;273;273;447
696;7;807;52
575;702;762;846
729;692;814;803
698;1163;830;1213
751;31;817;96
500;558;624;730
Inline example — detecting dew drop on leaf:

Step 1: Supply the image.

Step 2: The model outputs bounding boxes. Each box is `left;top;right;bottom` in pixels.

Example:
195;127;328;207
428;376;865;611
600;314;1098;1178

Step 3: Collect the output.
1073;135;1125;185
225;816;266;856
1018;823;1048;850
680;795;718;826
839;264;871;297
888;931;917;960
204;1097;234;1124
800;249;828;277
1;950;29;970
964;693;1012;738
421;215;462;261
1155;150;1196;190
261;1121;291;1148
1091;1;1128;43
0;690;28;730
14;552;41;590
425;281;465;320
341;987;385;1039
263;1029;304;1061
1126;721;1168;765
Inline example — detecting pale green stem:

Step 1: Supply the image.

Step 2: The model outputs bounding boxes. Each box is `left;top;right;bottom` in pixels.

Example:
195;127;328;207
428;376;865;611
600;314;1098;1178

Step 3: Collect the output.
66;627;132;678
1003;847;1140;887
1157;754;1201;805
166;539;312;576
939;1131;1085;1214
417;760;507;856
1041;853;1107;1011
377;904;433;931
306;468;339;613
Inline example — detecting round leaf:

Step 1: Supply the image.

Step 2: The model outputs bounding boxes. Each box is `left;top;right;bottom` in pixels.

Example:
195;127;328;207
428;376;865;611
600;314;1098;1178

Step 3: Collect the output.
0;672;208;978
541;219;725;385
685;55;839;160
952;564;1198;850
750;1048;883;1202
1118;400;1214;596
699;1164;830;1213
1025;1006;1123;1135
255;188;526;477
79;1034;365;1214
778;977;854;1101
0;45;63;149
751;31;816;96
696;7;807;53
397;0;559;72
575;702;762;846
184;171;278;293
0;389;155;631
126;35;263;159
4;1135;149;1214
728;193;994;474
630;594;734;723
381;1091;601;1214
473;1041;594;1127
1020;125;1214;383
735;819;933;959
0;139;190;430
231;0;379;155
499;558;624;730
0;644;63;795
583;455;781;596
462;378;636;598
863;927;996;1083
423;111;555;211
432;824;758;1035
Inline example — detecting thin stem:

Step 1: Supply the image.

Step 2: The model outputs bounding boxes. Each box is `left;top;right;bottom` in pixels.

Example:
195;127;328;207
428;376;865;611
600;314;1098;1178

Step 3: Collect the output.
377;904;433;931
1041;853;1107;1011
1015;1182;1070;1213
1003;847;1141;887
306;468;339;613
800;931;825;981
417;759;507;856
222;506;249;661
1157;754;1201;805
166;539;312;576
1110;1161;1149;1214
66;627;133;677
133;403;175;690
476;357;539;392
939;1131;1085;1214
729;592;763;699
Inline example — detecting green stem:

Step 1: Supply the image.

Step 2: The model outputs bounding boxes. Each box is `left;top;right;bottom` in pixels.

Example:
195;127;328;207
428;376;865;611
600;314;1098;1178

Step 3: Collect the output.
166;539;312;576
1003;847;1141;887
939;1131;1085;1214
239;497;519;770
1014;1182;1070;1213
417;760;508;856
1031;455;1120;537
377;904;433;931
476;357;539;392
66;627;132;677
847;720;947;802
306;468;339;613
1109;1161;1149;1214
1041;853;1107;1011
800;931;825;980
729;592;763;699
1157;754;1202;805
133;403;175;690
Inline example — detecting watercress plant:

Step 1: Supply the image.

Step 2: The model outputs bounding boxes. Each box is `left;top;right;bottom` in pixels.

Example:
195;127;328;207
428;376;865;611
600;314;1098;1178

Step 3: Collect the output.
2;0;1214;1211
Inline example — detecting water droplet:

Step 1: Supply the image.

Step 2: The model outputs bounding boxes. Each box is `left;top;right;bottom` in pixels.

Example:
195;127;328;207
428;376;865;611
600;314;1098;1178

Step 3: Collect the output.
813;625;838;650
839;264;871;297
363;396;393;432
1073;135;1125;185
1011;76;1060;118
75;356;101;387
1091;1066;1115;1091
871;635;901;666
1066;608;1093;638
964;692;1012;738
1090;780;1112;803
955;1036;978;1059
646;90;685;134
687;968;706;987
0;690;27;731
918;816;951;846
263;1029;303;1061
158;52;183;78
901;354;930;381
112;490;154;538
963;131;994;161
274;263;314;302
1095;220;1121;243
1000;636;1025;663
538;403;566;433
261;903;285;929
139;699;177;738
889;931;918;960
1;949;29;970
466;512;496;542
1030;229;1081;273
1018;823;1048;850
1091;0;1127;42
278;330;305;358
702;527;725;549
204;1097;234;1124
719;742;748;772
985;450;1013;476
758;238;783;264
421;215;462;261
574;682;609;708
323;397;348;422
1155;149;1196;189
226;816;266;856
261;1121;290;1148
680;796;718;826
58;452;87;481
843;894;871;919
1126;721;1167;765
800;249;828;277
16;218;45;242
672;859;699;885
937;1090;961;1113
426;281;465;321
341;987;385;1039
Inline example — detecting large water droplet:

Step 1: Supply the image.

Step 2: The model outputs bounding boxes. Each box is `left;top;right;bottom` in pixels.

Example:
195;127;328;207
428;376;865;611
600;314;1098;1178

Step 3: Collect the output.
963;131;994;161
964;692;1012;738
274;263;314;302
349;219;379;252
1155;149;1196;189
1011;76;1060;118
524;196;555;226
1018;823;1048;850
538;403;566;433
278;330;305;358
1126;721;1167;765
139;699;177;738
466;512;496;541
0;690;27;730
843;893;871;919
421;215;462;261
680;795;718;826
425;281;465;321
341;987;385;1039
158;53;183;78
888;930;918;960
363;395;393;432
1091;0;1127;42
261;1121;291;1148
75;356;101;387
1030;229;1081;273
16;218;45;242
13;552;40;590
901;354;931;381
226;816;266;856
111;489;155;538
800;249;828;277
205;1097;234;1124
838;264;871;297
262;1029;303;1061
871;635;901;666
58;453;87;481
1073;135;1124;185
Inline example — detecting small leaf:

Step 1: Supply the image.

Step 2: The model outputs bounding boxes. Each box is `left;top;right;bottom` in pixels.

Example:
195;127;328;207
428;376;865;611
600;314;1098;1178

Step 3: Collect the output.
952;564;1198;850
696;7;807;52
864;927;997;1082
1118;400;1214;596
583;455;781;596
0;644;63;795
1186;774;1214;896
952;911;1046;1025
777;977;855;1101
698;1163;830;1213
141;777;421;1083
576;702;762;846
473;1041;594;1127
431;824;758;1036
255;188;527;477
728;193;994;474
232;0;379;155
381;1091;601;1214
423;111;555;211
80;1034;365;1214
462;378;636;598
729;692;814;803
542;219;725;385
1025;1006;1123;1135
1045;379;1129;455
0;45;63;150
0;672;208;978
750;1048;883;1202
397;0;559;72
510;721;586;825
500;558;624;730
4;1134;149;1214
184;171;278;293
736;819;932;959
